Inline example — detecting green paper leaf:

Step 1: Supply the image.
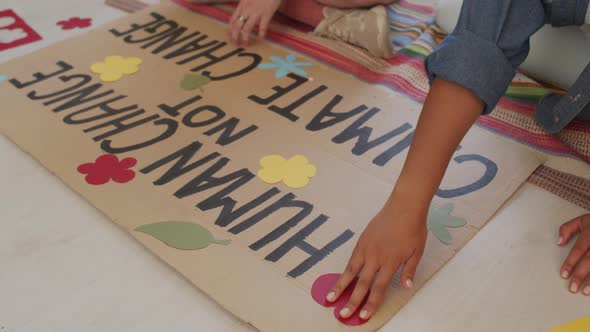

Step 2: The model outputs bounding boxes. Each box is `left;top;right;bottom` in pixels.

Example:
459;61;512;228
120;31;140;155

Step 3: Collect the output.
427;203;466;245
135;221;230;250
429;224;453;245
180;73;211;91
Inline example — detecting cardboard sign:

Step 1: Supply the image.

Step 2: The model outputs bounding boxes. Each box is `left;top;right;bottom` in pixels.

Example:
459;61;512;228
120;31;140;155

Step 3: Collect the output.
0;2;542;331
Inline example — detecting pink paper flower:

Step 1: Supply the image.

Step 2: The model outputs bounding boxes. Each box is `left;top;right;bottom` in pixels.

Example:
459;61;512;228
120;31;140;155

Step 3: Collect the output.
57;17;92;30
77;154;137;185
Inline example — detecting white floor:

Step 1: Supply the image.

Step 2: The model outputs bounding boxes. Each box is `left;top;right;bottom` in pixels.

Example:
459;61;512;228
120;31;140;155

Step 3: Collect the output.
1;1;590;331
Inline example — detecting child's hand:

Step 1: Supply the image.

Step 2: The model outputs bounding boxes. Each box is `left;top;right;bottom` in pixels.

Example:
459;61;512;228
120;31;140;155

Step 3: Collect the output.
327;197;428;321
229;0;282;46
323;77;482;321
558;214;590;295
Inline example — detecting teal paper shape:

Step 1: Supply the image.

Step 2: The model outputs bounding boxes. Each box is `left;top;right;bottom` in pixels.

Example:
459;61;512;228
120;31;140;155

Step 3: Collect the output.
135;221;230;250
258;54;313;78
427;203;466;245
0;75;6;83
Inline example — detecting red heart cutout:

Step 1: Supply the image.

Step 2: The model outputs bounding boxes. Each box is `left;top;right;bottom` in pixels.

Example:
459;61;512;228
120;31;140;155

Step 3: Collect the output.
311;273;369;326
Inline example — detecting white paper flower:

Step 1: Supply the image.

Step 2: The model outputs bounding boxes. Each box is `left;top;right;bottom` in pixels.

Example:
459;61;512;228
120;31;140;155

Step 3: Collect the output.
0;28;27;44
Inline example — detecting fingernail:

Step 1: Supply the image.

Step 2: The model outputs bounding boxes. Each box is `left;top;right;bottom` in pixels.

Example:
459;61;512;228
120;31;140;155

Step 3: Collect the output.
405;279;414;288
584;286;590;296
339;307;350;318
359;309;370;320
561;270;569;279
570;282;579;293
558;236;563;245
326;291;336;302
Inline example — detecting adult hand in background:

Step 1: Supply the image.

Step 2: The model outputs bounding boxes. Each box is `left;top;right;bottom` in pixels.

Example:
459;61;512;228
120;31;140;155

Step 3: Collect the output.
229;0;282;46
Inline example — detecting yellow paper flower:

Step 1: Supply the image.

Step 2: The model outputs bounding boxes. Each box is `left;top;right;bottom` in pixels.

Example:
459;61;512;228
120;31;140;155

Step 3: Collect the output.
90;55;142;82
257;154;317;189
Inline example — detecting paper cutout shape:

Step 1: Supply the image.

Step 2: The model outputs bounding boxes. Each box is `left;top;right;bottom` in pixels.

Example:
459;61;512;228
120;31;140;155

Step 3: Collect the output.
0;17;16;27
57;17;92;30
90;55;142;82
427;203;466;245
0;75;6;83
181;73;211;91
311;273;368;326
77;154;137;185
0;27;26;43
135;221;230;250
257;154;317;189
258;54;313;78
548;315;590;332
0;10;42;51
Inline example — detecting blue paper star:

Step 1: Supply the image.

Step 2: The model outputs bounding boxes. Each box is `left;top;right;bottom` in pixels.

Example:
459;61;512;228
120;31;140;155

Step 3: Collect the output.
258;54;313;78
427;203;466;245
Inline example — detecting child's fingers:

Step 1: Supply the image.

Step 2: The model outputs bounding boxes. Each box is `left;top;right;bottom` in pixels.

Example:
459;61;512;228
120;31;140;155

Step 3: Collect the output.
359;264;397;321
229;6;240;24
581;263;590;296
561;237;590;280
258;15;270;40
230;12;246;46
240;14;259;47
559;216;583;246
568;252;590;294
339;262;378;319
400;248;423;289
328;253;363;303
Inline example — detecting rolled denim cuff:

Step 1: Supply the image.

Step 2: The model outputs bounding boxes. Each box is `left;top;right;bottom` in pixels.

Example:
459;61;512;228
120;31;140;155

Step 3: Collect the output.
425;30;516;114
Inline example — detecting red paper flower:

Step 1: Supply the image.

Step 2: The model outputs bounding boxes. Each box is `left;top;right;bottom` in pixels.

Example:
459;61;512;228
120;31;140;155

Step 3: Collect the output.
77;154;137;185
57;17;92;30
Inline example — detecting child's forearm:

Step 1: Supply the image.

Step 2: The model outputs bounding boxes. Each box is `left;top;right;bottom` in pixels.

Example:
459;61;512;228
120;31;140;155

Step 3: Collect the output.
389;78;484;212
330;78;487;319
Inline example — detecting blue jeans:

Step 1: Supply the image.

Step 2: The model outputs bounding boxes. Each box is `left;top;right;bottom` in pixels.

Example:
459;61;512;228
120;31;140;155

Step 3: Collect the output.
425;0;590;133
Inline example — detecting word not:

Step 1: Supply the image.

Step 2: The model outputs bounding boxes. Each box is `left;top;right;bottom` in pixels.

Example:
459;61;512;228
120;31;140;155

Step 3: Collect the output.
9;61;354;278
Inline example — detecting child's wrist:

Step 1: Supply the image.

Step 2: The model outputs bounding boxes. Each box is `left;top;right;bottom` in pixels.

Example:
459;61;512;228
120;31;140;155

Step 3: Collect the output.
388;181;433;213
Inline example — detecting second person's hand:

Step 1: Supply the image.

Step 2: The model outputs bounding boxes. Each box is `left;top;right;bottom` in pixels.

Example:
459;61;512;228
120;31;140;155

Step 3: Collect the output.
229;0;282;46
